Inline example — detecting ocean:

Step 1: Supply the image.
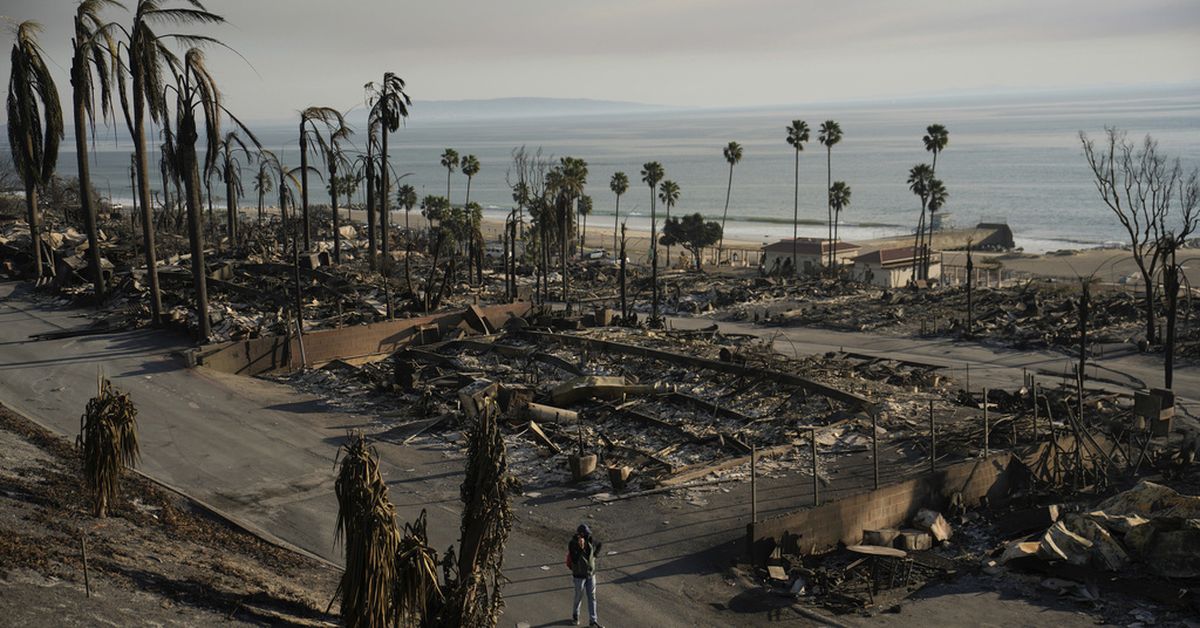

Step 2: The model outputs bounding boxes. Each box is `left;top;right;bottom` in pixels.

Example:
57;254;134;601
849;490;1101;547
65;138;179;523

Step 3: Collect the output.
39;86;1200;253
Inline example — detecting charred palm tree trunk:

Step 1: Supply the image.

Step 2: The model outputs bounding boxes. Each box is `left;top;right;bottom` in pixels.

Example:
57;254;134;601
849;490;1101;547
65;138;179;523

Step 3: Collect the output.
71;67;105;300
299;123;310;252
331;164;341;265
225;166;236;245
380;131;390;275
22;178;43;279
620;223;628;322
365;156;376;271
130;70;162;323
178;118;210;340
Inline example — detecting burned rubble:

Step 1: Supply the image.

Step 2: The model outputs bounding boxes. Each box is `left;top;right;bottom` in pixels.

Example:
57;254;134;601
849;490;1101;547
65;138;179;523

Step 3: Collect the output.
651;271;1199;359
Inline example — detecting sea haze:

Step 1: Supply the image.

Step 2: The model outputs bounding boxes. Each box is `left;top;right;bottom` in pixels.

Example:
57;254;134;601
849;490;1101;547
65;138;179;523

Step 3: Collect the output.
32;85;1200;253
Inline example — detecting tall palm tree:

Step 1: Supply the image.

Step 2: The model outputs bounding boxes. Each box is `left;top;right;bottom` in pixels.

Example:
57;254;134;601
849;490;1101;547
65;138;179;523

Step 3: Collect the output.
718;141;742;262
548;157;587;304
70;1;121;299
923;124;949;176
298;106;345;251
577;194;592;252
907;163;934;280
609;171;628;253
785;120;810;274
323;122;352;264
165;48;224;340
828;181;851;275
441;148;459;204
460;154;480;277
117;0;225;326
641;161;665;322
923;178;948;279
7;21;63;281
217;131;250;243
360;116;379;271
658;179;680;268
367;73;411;276
396;183;416;232
818;120;843;270
253;156;272;224
922;124;950;278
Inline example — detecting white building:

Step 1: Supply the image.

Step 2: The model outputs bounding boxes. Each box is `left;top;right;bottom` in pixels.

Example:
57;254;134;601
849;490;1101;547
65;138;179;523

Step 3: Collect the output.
761;238;861;275
852;246;942;288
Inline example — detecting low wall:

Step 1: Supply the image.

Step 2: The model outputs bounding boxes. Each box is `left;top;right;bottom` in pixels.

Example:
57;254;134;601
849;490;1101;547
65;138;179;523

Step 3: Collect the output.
195;302;533;376
748;448;1032;563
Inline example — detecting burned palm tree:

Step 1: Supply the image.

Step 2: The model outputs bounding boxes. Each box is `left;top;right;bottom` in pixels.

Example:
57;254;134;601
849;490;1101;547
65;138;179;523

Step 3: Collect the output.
309;111;350;264
259;149;307;348
70;1;122;299
366;73;412;277
334;434;401;628
217;131;252;244
164;49;256;341
7;21;63;281
440;399;517;627
117;0;226;325
252;154;272;224
395;509;444;625
77;376;140;518
299;106;346;251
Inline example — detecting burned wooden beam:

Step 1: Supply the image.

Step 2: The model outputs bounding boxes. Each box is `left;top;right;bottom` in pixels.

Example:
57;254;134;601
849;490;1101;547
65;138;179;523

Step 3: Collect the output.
661;442;795;487
667;391;756;423
524;330;871;408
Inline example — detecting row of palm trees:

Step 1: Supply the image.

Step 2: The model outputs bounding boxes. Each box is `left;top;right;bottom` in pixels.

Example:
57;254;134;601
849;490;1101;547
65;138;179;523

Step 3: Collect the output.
9;1;437;339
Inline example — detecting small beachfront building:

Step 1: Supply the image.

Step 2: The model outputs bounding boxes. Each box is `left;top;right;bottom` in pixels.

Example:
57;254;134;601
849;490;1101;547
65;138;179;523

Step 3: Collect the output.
852;246;942;288
761;238;861;275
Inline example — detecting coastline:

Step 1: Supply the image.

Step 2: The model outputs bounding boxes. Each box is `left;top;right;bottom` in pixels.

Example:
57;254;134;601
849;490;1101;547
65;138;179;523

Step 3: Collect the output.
237;204;1198;286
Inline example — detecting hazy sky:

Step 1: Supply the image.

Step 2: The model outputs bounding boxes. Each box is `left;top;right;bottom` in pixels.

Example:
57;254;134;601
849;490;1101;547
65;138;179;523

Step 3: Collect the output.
2;0;1198;122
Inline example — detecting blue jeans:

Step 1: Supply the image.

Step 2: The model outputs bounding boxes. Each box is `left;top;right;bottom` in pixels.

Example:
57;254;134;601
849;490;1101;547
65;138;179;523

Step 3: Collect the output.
572;574;597;622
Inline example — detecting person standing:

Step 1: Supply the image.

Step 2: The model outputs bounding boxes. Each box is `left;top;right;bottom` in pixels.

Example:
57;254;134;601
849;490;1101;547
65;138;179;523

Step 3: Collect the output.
567;523;604;627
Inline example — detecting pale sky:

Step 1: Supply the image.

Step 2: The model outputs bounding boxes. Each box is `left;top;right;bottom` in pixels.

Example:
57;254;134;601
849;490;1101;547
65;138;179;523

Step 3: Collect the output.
2;0;1199;122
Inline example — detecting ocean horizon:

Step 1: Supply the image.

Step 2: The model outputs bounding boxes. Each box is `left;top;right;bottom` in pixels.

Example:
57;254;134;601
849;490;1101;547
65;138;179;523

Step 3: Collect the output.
20;85;1200;254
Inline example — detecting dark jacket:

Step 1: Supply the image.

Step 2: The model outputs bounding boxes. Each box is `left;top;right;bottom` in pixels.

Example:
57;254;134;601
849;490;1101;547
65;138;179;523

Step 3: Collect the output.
567;534;600;578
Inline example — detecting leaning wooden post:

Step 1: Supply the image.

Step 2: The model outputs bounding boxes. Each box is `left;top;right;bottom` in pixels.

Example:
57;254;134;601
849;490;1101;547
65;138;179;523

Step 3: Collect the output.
929;400;936;473
871;409;880;490
750;444;758;523
80;535;91;598
811;428;819;507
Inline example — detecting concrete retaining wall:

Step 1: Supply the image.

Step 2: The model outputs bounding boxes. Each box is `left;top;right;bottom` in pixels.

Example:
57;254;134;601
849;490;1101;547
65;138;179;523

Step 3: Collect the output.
746;436;1084;563
195;302;533;376
748;451;1022;563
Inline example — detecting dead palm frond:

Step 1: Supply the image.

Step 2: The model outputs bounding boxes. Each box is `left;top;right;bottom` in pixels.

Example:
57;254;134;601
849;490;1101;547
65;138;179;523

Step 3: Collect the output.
334;434;401;628
441;400;518;627
77;376;140;518
395;509;444;625
8;20;64;278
